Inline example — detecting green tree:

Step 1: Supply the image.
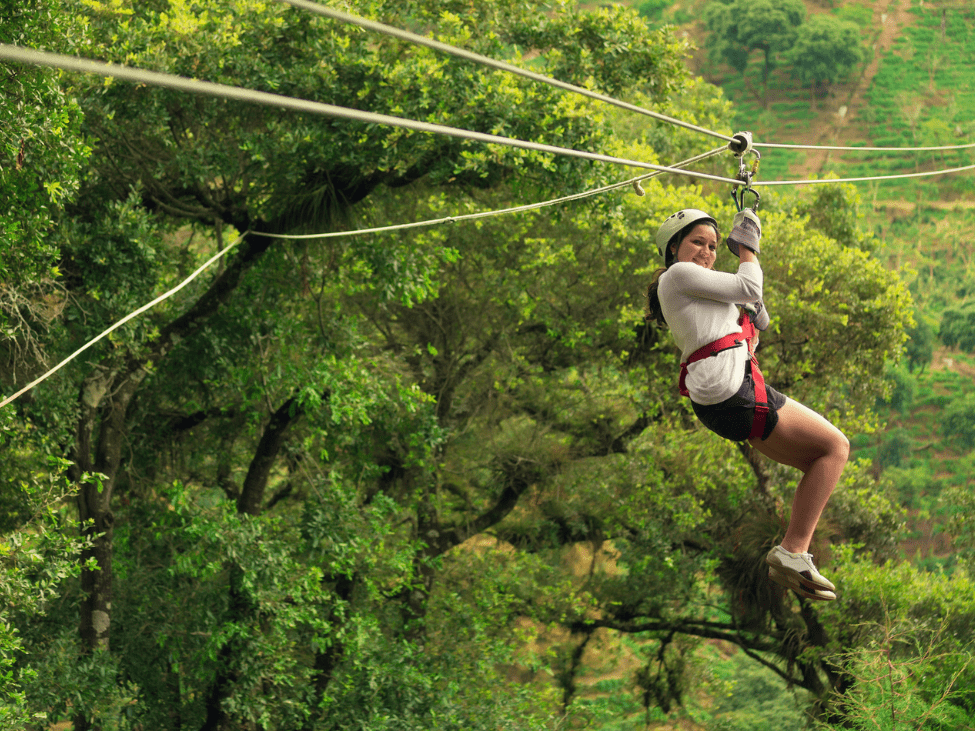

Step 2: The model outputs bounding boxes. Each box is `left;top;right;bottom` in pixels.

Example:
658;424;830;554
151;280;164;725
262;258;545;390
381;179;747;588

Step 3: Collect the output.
0;0;89;380
876;362;917;415
0;416;93;729
0;5;95;725
905;309;935;373
944;464;975;569
815;555;975;730
786;14;865;107
942;392;975;449
877;427;911;469
939;302;975;352
779;180;878;252
703;0;806;105
637;0;669;24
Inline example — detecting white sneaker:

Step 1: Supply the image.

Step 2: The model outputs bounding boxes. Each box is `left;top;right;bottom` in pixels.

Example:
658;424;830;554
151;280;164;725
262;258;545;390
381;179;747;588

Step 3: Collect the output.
768;567;836;602
766;545;836;593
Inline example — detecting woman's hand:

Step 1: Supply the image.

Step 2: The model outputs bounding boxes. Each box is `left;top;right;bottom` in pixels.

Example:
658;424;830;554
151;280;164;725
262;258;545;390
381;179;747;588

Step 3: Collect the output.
726;209;762;257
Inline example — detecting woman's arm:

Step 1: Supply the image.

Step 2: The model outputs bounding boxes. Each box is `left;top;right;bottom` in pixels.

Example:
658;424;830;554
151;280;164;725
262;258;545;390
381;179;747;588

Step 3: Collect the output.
739;247;759;265
667;261;763;304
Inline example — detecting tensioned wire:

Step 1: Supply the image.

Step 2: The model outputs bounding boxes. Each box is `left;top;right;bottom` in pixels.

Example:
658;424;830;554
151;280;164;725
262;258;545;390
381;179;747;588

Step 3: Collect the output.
257;146;728;240
756;141;975;152
752;162;975;186
0;140;725;410
274;0;735;144
278;0;975;156
0;45;744;188
260;158;975;239
0;233;246;411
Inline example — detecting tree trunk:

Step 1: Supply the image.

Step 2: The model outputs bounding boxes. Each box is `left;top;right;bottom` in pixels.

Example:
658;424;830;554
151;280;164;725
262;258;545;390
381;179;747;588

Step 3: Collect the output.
200;564;257;731
66;227;286;729
71;366;144;730
302;573;355;731
201;392;312;730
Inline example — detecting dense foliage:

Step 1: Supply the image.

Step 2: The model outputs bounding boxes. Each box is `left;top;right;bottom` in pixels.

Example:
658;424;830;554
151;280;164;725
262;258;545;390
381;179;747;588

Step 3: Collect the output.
3;0;971;730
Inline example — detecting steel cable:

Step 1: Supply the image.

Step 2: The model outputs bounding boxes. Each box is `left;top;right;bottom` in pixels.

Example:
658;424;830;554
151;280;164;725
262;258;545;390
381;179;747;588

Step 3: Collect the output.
0;44;743;187
275;0;735;144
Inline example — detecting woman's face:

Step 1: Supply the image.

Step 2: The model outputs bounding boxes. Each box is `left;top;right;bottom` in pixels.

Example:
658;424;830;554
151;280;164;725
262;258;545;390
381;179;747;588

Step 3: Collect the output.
671;223;717;269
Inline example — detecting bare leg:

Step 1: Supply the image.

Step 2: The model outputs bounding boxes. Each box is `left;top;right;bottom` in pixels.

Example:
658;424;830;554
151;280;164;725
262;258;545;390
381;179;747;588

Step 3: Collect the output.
749;398;850;553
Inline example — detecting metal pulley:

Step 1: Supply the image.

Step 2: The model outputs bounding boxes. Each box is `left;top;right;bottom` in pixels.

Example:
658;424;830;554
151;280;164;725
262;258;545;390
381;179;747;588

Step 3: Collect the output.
728;131;754;157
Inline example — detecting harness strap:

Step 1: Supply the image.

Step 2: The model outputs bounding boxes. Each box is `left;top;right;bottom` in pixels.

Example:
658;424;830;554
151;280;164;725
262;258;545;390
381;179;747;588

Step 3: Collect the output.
679;312;769;440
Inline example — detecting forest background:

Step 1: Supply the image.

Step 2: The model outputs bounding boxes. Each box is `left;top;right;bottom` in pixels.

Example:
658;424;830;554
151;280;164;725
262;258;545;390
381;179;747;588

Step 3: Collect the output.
1;0;974;729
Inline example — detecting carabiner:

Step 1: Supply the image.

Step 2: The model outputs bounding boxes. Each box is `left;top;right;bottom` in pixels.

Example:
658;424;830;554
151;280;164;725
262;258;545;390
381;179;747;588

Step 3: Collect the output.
739;186;761;212
731;146;761;212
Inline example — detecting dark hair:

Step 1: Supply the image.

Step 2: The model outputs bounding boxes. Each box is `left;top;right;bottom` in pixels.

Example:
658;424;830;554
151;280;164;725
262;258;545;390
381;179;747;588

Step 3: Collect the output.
644;219;720;327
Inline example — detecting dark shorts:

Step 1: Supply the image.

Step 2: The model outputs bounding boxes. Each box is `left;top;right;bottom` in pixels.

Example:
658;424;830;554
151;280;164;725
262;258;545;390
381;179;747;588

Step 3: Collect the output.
691;366;787;442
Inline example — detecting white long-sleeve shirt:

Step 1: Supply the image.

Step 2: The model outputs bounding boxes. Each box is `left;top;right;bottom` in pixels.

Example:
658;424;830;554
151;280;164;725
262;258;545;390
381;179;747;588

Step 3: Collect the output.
658;261;763;405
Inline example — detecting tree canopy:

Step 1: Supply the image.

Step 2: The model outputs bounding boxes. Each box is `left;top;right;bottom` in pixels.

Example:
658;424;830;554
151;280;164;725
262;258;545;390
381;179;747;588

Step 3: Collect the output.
703;0;806;97
939;301;975;352
0;1;89;375
787;14;865;103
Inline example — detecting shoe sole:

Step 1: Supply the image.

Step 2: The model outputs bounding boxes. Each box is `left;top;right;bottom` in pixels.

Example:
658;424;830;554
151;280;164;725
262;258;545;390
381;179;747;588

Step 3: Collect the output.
765;551;836;592
768;567;836;601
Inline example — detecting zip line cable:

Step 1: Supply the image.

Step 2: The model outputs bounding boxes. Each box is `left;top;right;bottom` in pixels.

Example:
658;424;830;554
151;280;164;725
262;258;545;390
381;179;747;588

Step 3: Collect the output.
0;145;726;410
756;141;975;152
275;0;975;157
257;146;728;240
0;233;246;411
275;0;735;145
0;44;744;188
752;162;975;187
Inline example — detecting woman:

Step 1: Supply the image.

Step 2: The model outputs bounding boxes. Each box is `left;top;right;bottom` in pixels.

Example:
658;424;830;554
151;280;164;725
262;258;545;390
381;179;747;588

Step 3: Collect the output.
645;208;850;601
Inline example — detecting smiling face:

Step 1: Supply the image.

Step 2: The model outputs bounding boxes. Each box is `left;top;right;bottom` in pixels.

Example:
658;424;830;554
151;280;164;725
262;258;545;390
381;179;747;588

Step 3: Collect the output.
671;223;718;269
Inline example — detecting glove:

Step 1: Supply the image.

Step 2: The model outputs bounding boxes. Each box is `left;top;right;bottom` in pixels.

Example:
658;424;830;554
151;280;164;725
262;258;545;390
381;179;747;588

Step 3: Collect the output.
726;209;762;256
742;302;770;331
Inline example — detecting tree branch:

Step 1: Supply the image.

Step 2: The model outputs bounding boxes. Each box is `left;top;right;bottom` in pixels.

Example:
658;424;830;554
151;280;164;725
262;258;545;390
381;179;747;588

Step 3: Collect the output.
237;394;303;516
431;455;540;555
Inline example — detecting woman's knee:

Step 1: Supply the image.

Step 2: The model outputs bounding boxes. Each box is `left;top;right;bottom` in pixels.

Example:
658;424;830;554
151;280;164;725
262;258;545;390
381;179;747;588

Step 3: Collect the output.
808;419;849;472
760;400;848;468
807;414;849;465
831;428;851;464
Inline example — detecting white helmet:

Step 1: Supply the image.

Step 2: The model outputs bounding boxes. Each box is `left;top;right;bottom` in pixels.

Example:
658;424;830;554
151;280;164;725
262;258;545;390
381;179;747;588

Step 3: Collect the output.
655;209;718;265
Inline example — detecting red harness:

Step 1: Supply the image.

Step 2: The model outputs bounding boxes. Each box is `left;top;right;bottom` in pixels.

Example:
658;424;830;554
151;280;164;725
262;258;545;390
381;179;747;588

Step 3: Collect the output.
678;311;768;440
